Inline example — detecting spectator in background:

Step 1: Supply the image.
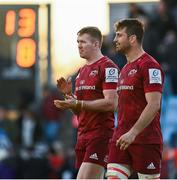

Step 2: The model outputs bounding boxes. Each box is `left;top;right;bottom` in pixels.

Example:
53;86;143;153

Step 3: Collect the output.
0;129;17;179
17;103;42;148
151;0;176;40
0;106;18;145
149;0;177;95
58;148;77;179
47;141;65;179
41;85;64;145
142;16;160;60
71;115;78;145
18;144;50;178
157;30;177;94
128;3;147;19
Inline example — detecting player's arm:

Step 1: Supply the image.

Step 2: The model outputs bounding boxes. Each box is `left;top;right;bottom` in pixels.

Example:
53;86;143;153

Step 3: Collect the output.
80;89;118;112
80;64;119;112
129;91;161;137
54;95;80;115
129;65;164;136
54;89;118;113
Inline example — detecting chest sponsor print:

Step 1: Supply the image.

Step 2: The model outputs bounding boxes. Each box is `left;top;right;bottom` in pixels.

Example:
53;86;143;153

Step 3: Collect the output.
75;85;96;91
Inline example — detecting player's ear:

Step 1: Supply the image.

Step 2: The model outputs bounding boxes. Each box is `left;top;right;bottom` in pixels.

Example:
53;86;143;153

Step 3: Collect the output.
129;35;136;44
94;40;100;48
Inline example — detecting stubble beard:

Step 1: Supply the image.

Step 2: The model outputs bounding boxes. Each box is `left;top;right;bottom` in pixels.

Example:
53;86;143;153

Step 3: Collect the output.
116;44;130;55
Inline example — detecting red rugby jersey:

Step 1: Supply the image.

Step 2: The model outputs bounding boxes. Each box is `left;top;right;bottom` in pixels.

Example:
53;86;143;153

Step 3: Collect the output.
113;53;164;144
74;56;119;140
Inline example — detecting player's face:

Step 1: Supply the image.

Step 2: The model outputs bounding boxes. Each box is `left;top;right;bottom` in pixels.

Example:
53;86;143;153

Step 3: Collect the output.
113;27;131;54
77;33;96;59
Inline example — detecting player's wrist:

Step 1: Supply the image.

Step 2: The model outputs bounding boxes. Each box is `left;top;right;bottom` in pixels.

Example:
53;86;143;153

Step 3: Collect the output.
75;100;85;110
75;99;81;110
81;100;84;109
129;128;139;137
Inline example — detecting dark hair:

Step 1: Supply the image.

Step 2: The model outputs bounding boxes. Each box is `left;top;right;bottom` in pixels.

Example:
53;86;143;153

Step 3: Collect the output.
77;26;103;45
114;18;144;44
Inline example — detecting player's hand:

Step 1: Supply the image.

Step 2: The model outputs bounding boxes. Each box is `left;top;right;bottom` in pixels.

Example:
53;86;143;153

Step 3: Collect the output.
116;131;137;150
57;77;72;95
54;98;76;110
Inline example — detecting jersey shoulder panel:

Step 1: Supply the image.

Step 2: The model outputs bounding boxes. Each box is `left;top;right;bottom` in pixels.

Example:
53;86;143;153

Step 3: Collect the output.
138;53;162;70
99;56;119;70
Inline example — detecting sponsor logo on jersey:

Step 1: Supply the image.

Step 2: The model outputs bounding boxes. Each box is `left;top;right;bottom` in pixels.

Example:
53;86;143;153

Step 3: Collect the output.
89;70;98;77
89;153;98;160
75;85;96;91
147;162;156;169
105;68;118;83
117;85;134;91
128;69;137;76
149;69;162;84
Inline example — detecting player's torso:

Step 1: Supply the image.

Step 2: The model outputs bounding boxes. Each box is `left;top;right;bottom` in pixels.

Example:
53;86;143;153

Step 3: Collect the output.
74;57;116;139
118;62;143;97
75;63;103;101
114;53;163;144
117;59;147;127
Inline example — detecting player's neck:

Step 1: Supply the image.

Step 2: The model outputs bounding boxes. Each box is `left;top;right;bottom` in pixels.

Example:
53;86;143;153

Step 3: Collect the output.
126;47;145;64
86;51;104;65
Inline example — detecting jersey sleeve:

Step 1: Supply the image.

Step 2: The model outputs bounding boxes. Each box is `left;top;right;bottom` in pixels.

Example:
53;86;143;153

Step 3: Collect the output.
100;60;119;90
140;61;164;93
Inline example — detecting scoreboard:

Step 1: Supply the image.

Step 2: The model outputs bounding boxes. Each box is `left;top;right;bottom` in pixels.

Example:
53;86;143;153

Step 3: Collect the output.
0;5;39;106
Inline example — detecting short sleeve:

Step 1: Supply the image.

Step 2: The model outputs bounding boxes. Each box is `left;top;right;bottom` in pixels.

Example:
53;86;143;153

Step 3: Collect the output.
140;61;164;93
101;61;119;90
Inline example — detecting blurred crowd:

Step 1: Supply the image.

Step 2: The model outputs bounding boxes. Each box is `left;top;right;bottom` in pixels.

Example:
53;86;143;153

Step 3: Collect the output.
0;0;177;178
0;84;78;178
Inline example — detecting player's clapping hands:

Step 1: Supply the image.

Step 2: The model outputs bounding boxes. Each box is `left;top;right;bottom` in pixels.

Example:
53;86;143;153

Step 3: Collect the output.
57;77;72;95
54;94;76;110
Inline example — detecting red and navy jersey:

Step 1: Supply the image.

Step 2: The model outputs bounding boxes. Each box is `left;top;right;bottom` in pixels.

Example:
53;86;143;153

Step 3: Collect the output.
112;53;164;144
74;56;119;140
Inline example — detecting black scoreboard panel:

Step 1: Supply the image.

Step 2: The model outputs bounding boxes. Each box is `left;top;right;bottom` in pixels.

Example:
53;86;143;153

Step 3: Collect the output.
0;5;39;106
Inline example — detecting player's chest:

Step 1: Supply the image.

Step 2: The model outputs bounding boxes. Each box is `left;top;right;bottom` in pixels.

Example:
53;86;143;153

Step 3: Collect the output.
118;65;142;89
75;67;101;89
